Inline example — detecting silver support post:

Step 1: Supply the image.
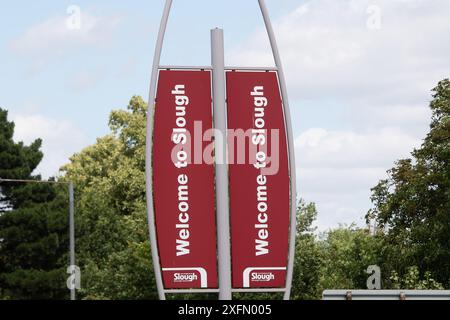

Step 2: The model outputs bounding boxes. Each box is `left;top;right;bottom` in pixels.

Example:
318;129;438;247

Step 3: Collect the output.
69;181;75;301
211;28;232;300
145;0;173;301
258;0;297;300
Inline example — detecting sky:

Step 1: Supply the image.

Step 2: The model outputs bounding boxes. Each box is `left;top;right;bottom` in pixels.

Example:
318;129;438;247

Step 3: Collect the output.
1;0;450;231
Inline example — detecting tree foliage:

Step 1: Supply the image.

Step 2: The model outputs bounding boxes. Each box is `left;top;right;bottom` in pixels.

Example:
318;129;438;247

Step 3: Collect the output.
0;108;68;299
367;79;450;286
61;96;156;300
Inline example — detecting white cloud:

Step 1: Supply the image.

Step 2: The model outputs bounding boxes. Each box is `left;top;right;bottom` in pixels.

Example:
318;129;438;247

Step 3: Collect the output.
12;113;89;179
295;127;423;230
295;127;421;168
227;0;448;230
229;0;450;104
10;11;122;66
344;104;432;134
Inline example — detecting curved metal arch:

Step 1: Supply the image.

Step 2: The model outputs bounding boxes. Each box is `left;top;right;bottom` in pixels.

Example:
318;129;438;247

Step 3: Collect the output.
257;0;297;301
145;0;297;300
145;0;173;301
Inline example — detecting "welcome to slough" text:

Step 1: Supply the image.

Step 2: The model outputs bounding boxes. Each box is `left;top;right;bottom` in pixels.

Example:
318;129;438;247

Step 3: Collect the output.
172;84;191;257
251;86;270;257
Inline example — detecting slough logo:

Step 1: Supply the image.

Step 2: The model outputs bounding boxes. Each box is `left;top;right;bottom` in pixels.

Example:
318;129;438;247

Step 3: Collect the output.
174;272;198;282
162;267;208;288
251;272;275;282
242;267;286;287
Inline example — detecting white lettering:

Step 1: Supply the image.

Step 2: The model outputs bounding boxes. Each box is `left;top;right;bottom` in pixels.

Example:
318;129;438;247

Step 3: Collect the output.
255;239;269;256
172;84;191;257
251;86;270;257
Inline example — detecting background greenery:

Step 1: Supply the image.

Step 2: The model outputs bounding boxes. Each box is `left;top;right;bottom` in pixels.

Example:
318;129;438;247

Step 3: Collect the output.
0;79;448;300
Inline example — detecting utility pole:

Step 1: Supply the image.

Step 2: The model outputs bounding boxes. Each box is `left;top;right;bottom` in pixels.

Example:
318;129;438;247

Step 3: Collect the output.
68;181;75;300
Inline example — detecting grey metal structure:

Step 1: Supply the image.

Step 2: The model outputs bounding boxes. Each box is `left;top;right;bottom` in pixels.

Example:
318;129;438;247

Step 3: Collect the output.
145;0;296;300
145;0;173;301
323;290;450;300
159;66;279;72
257;0;297;301
69;181;75;301
211;28;232;300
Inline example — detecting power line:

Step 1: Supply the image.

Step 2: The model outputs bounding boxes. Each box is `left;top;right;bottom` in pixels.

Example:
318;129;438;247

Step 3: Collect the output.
0;178;69;185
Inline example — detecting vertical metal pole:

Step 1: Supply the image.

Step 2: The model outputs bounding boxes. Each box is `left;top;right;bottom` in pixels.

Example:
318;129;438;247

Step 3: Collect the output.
211;28;232;300
258;0;297;300
69;181;75;301
145;0;173;301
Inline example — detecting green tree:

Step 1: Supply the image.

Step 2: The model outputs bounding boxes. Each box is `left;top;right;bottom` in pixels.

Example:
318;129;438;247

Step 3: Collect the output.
0;109;43;208
61;96;157;300
367;79;450;286
291;200;323;300
0;108;68;299
318;226;385;291
389;266;444;290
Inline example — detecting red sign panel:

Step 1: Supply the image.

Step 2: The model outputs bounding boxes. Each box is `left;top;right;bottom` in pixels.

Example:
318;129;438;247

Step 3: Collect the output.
226;71;290;288
153;70;218;289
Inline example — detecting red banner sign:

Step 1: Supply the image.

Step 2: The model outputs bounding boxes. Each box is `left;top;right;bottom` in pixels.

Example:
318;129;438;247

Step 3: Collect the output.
226;71;290;288
153;70;218;289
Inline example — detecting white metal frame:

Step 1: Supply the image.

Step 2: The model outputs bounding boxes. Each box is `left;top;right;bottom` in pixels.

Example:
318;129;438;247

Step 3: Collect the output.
145;0;297;300
145;0;173;301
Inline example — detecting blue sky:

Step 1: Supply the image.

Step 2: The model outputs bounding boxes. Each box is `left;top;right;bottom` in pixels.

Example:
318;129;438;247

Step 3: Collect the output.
2;0;450;230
